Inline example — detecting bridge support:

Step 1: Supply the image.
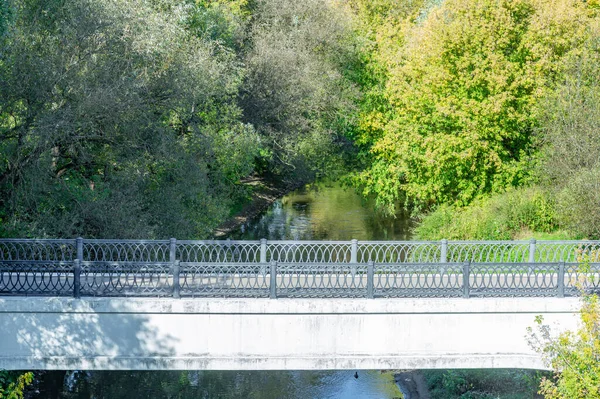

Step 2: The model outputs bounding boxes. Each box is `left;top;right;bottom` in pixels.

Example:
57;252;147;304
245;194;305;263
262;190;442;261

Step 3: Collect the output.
0;297;580;371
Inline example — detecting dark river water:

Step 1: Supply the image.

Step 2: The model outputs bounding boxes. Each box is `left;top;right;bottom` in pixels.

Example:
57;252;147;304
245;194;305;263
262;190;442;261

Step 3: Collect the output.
233;181;414;241
40;182;409;399
46;370;404;398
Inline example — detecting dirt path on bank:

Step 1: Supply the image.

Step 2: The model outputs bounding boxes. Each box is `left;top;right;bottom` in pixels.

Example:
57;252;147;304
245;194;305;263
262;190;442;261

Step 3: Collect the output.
213;177;304;238
395;371;431;399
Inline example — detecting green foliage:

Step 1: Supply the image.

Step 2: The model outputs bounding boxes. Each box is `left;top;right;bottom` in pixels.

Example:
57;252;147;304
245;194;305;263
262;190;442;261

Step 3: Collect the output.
344;0;425;165
0;0;363;238
0;0;260;238
536;30;600;239
187;0;250;51
416;187;560;240
0;371;33;399
353;0;597;213
424;368;545;399
528;259;600;398
240;0;358;181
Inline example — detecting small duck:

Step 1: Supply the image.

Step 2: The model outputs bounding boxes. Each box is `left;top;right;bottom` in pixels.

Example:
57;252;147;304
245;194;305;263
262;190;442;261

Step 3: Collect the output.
354;372;359;379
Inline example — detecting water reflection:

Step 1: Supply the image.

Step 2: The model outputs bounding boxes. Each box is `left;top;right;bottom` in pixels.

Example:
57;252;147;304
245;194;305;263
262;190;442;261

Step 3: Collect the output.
233;182;414;241
54;370;403;399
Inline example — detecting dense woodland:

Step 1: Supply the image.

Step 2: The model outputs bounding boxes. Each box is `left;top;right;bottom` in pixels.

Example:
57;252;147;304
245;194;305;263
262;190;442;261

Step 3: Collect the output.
1;0;599;240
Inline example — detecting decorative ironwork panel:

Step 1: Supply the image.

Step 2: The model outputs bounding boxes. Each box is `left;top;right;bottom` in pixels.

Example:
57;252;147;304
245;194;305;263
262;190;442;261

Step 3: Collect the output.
0;261;74;296
536;241;600;263
177;241;261;262
373;263;464;298
276;262;367;298
267;242;352;263
82;240;170;262
80;261;172;296
0;240;75;261
468;263;559;297
447;242;529;263
564;262;600;295
178;262;269;297
357;242;440;263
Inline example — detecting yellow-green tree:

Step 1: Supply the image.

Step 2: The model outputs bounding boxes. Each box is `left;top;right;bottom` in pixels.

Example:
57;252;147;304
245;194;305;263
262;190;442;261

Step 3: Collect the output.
529;294;600;398
356;0;597;213
528;254;600;398
0;371;33;399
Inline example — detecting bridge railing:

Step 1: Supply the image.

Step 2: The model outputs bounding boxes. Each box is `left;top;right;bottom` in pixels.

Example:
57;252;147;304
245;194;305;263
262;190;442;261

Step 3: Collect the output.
1;257;599;298
1;238;599;264
0;238;600;263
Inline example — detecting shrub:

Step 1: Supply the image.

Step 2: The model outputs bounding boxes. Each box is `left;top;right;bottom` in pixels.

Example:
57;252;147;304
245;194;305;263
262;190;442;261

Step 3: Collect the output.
415;187;559;240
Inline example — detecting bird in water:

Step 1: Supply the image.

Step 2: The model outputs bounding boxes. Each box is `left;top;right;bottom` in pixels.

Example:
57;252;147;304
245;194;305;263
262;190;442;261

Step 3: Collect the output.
354;372;359;379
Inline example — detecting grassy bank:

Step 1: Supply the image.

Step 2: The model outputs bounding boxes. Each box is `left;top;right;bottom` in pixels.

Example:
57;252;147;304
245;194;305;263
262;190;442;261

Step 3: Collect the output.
415;187;576;241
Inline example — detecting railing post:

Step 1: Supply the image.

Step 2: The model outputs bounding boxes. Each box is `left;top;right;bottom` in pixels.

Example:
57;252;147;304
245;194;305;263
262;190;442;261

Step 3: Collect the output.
463;261;470;299
440;239;448;263
260;239;268;263
172;260;181;299
351;239;358;263
170;238;180;298
557;261;565;298
75;237;83;298
367;261;374;299
270;261;277;299
529;238;536;263
73;259;81;299
351;239;358;276
170;238;177;264
260;239;268;275
76;237;83;264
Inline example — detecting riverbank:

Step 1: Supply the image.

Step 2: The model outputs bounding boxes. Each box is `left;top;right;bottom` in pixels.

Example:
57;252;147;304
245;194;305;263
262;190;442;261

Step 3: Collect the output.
395;371;430;399
213;176;304;238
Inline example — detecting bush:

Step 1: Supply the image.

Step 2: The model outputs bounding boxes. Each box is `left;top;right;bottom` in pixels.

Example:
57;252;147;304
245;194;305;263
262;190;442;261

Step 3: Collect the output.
424;369;545;399
528;257;600;398
415;187;560;240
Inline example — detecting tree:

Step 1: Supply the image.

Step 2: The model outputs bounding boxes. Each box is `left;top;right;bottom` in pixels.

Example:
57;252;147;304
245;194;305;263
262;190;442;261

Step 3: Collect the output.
0;371;33;399
0;0;259;238
528;257;600;398
536;25;600;238
354;0;597;213
240;0;358;181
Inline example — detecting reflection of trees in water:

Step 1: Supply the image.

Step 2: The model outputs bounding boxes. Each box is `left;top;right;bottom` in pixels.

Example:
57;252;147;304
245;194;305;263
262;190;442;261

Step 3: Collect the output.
42;370;404;399
234;183;414;241
48;370;300;399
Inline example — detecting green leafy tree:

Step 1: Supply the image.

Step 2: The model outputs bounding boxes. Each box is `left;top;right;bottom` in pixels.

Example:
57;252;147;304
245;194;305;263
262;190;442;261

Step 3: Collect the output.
0;371;33;399
240;0;358;181
0;0;259;238
344;0;426;168
355;0;596;213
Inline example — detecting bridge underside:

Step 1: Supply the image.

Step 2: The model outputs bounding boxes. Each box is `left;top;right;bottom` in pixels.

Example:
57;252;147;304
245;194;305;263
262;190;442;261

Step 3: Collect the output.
0;297;579;371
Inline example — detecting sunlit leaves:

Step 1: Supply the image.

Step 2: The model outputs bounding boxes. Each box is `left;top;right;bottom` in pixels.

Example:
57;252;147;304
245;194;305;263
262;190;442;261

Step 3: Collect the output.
354;0;598;213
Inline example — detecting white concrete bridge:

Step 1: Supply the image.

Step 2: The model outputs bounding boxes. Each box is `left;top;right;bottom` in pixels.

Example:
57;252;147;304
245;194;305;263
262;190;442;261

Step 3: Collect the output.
0;238;597;371
0;296;581;371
